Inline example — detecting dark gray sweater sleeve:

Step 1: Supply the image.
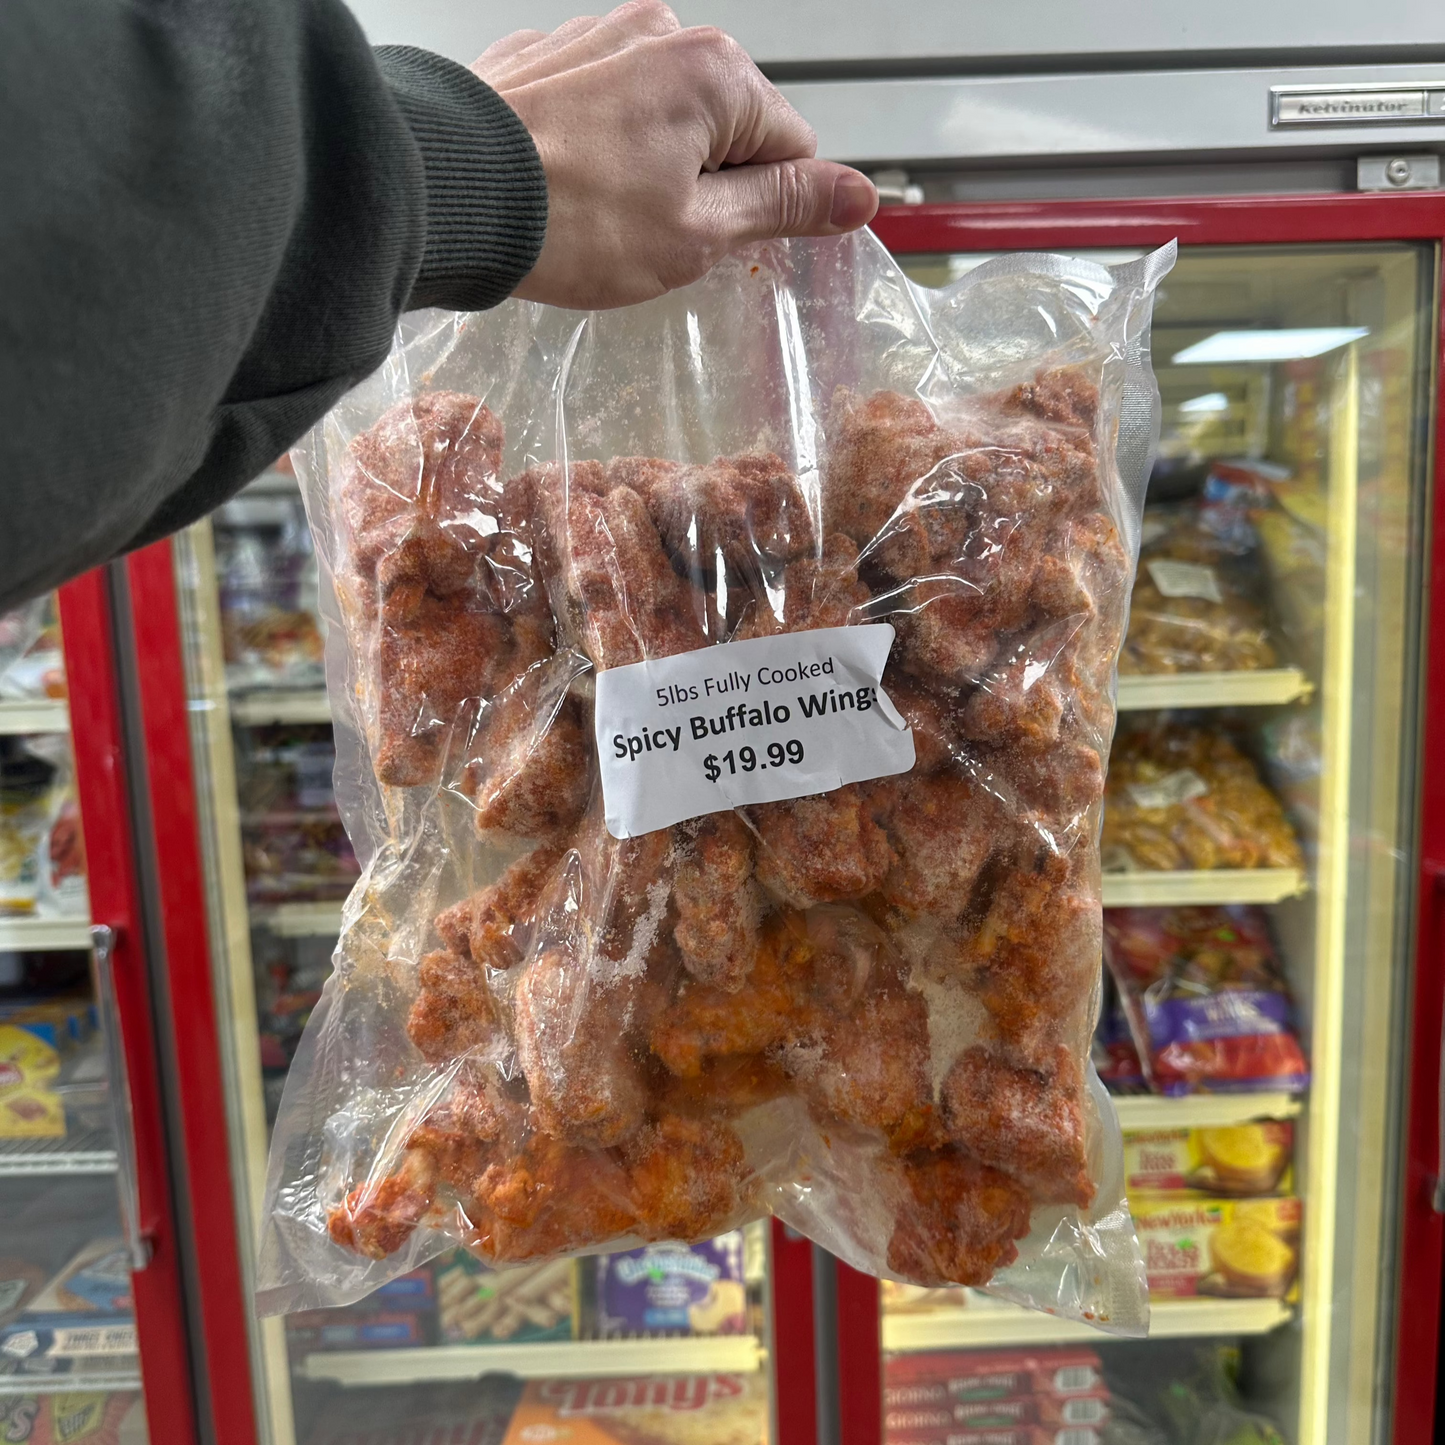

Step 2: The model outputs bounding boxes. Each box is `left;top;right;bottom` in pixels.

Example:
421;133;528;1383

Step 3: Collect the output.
0;0;546;612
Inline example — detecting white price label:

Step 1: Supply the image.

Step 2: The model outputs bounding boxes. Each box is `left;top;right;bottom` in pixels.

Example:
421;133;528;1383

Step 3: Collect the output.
594;624;915;838
1147;559;1224;603
1128;768;1210;812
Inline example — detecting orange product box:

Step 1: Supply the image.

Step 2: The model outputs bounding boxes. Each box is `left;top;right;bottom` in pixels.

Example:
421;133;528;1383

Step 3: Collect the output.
884;1349;1104;1405
1131;1195;1301;1300
501;1374;766;1445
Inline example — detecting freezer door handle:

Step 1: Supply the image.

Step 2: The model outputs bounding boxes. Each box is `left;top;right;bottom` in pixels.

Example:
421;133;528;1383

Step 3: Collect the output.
91;924;155;1270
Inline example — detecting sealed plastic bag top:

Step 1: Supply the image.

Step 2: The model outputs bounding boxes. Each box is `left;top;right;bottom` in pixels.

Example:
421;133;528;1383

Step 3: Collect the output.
259;230;1174;1334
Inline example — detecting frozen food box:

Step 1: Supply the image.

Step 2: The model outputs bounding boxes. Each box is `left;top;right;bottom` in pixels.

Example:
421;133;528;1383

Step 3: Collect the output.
1131;1196;1301;1299
0;1391;146;1445
884;1350;1104;1404
1123;1123;1293;1196
884;1431;1100;1445
500;1374;766;1445
887;1392;1110;1434
0;996;92;1052
305;1379;524;1445
0;1259;46;1327
436;1252;575;1344
597;1235;747;1338
880;1282;970;1314
24;1240;132;1319
0;1024;63;1139
286;1309;429;1356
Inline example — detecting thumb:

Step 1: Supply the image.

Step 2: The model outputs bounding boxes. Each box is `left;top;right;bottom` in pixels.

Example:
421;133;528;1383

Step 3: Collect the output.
700;159;878;244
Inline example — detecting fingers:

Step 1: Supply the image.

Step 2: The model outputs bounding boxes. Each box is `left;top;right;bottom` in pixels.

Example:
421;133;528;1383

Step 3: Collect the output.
487;3;681;89
471;29;549;81
699;159;879;244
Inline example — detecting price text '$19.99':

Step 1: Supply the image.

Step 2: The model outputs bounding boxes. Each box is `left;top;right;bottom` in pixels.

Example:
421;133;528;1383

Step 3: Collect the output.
703;739;804;782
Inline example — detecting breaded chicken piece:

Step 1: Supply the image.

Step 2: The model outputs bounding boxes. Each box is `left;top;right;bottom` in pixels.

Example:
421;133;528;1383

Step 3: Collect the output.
405;948;501;1064
406;1075;518;1192
434;845;566;973
375;591;512;786
554;482;707;668
341;392;505;564
942;1044;1093;1208
512;945;649;1148
469;1131;638;1264
823;390;953;544
672;813;760;992
884;674;962;774
469;686;593;841
624;1114;754;1241
650;914;823;1078
751;784;895;908
734;533;870;639
574;809;677;965
636;452;815;571
886;1146;1033;1287
876;771;999;922
327;1147;438;1260
801;982;938;1151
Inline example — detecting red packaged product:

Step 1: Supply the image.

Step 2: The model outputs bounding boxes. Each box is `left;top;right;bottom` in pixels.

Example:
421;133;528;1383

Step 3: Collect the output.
1102;906;1309;1095
883;1429;1100;1445
887;1393;1110;1435
884;1348;1104;1403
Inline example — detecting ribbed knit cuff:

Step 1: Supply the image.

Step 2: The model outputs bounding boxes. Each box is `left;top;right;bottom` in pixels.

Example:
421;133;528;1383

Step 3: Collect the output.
374;46;547;311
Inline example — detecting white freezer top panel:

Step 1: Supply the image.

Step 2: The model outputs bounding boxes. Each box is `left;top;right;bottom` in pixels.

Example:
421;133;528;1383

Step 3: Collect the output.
779;63;1445;164
342;0;1445;68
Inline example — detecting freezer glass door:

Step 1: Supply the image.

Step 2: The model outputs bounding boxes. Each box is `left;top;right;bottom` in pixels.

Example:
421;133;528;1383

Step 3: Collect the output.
168;475;786;1445
873;242;1435;1445
0;597;150;1440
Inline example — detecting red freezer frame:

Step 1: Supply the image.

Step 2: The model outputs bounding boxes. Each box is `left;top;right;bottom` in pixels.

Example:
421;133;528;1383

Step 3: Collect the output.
839;193;1445;1445
57;569;204;1445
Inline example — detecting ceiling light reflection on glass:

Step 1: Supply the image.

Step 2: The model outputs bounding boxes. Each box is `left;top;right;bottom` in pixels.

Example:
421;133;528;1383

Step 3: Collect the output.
1172;328;1368;365
1178;392;1231;415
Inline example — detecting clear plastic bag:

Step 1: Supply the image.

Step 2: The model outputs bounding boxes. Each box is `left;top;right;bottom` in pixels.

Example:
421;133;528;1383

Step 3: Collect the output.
258;231;1174;1332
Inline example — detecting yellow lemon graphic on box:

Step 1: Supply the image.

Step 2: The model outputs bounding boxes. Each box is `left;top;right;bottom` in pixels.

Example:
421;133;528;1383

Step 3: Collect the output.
1199;1126;1287;1192
1210;1220;1295;1295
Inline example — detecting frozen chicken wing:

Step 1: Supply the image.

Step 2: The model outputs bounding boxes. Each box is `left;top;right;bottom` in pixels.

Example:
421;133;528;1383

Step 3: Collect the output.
886;1146;1033;1288
672;813;760;991
942;1044;1092;1208
751;784;894;907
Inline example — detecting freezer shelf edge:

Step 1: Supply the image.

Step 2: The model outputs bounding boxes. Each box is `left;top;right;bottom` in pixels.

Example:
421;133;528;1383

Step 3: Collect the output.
1115;668;1312;711
0;700;70;735
0;916;93;951
229;690;332;726
1102;869;1307;907
882;1297;1292;1351
1111;1091;1303;1129
299;1334;765;1386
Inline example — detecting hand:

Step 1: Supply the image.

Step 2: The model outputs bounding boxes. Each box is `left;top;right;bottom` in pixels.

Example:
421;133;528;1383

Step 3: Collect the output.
473;2;878;309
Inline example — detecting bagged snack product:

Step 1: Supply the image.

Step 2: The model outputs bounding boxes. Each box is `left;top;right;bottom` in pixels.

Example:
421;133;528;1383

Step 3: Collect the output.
1104;907;1308;1096
1102;723;1304;873
259;233;1173;1327
1119;493;1277;676
0;1392;146;1445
